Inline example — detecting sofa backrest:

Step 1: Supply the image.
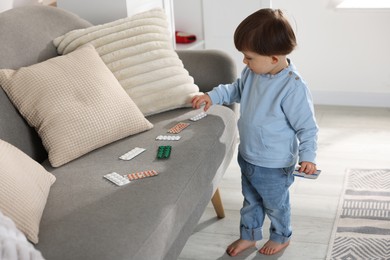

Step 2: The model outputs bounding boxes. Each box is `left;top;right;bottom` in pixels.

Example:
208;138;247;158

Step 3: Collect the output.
0;5;92;162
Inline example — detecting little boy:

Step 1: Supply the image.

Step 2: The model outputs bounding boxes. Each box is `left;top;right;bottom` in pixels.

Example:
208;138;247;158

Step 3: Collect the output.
192;9;319;256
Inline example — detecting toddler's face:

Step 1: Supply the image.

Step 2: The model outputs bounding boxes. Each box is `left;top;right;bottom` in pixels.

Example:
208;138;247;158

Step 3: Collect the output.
242;51;283;75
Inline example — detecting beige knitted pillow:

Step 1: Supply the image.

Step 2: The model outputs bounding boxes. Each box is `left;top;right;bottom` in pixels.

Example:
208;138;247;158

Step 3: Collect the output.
0;44;153;167
53;8;200;116
0;139;56;244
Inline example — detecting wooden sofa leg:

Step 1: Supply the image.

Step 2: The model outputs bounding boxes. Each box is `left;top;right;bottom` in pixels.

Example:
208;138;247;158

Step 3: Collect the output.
211;188;225;219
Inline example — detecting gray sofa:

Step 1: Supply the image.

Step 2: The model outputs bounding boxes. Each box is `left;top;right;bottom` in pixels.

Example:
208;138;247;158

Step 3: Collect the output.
0;5;237;260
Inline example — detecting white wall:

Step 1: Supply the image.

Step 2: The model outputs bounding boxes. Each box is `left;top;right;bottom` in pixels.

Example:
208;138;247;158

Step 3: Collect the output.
272;0;390;107
57;0;127;24
203;0;272;76
57;0;173;26
194;0;390;107
0;0;41;12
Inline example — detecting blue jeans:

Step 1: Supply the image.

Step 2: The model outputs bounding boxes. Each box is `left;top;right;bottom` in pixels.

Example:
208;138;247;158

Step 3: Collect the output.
237;153;295;244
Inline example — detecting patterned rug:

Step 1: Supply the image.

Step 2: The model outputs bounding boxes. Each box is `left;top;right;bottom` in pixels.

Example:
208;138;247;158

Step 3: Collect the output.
326;169;390;260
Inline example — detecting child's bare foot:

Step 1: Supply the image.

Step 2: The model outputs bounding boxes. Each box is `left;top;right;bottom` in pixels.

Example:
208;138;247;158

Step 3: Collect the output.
226;239;256;257
259;240;290;255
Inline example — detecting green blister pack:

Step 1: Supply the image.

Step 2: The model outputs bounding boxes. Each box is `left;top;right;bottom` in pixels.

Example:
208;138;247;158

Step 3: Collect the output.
157;145;171;159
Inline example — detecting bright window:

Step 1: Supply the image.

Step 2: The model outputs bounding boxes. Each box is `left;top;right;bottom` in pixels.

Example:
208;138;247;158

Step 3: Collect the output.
337;0;390;9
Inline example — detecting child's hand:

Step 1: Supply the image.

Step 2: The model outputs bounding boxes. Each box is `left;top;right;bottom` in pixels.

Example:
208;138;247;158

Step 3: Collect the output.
192;94;212;111
297;161;317;175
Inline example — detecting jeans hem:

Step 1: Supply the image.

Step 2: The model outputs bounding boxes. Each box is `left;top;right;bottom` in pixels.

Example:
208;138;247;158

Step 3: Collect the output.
240;226;263;241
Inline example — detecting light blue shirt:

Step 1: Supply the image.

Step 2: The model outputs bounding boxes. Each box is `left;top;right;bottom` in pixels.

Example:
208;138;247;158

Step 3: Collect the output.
208;61;318;168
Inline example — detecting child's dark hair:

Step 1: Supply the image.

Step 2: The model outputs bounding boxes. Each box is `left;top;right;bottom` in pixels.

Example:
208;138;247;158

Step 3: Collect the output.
234;9;297;56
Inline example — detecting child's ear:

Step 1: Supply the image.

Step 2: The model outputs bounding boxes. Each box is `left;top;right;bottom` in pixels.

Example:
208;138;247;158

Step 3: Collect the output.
271;56;279;64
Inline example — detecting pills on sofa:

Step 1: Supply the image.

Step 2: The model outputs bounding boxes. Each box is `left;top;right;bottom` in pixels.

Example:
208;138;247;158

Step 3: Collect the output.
168;122;190;134
156;135;181;141
119;147;146;161
157;146;171;159
190;112;207;121
125;170;158;181
104;172;130;186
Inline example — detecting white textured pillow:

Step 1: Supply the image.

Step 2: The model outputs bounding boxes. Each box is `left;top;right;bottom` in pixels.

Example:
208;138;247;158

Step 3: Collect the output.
0;139;56;244
0;44;153;167
53;8;200;116
0;210;45;259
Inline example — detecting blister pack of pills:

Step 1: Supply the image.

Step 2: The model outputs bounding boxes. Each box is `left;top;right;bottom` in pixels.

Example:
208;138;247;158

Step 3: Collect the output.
168;122;190;134
157;145;171;159
293;168;322;179
104;172;130;186
190;112;207;121
155;135;181;141
119;147;146;161
125;170;159;181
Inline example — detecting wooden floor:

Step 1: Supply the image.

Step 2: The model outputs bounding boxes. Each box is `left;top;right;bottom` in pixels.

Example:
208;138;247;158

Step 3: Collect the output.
179;105;390;260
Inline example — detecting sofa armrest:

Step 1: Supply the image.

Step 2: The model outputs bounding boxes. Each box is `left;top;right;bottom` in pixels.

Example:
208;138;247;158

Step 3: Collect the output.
176;49;237;93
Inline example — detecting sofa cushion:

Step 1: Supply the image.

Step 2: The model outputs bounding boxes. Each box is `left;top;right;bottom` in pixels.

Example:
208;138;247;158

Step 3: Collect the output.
0;44;153;167
35;106;237;260
0;5;92;163
53;8;200;116
0;139;56;244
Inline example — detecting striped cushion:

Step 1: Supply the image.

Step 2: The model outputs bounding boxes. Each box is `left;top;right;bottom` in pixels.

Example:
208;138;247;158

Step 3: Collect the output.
0;139;55;244
53;8;199;116
0;44;153;167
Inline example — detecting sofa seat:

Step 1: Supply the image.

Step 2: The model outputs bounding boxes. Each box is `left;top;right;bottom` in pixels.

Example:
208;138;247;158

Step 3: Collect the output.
36;106;237;260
